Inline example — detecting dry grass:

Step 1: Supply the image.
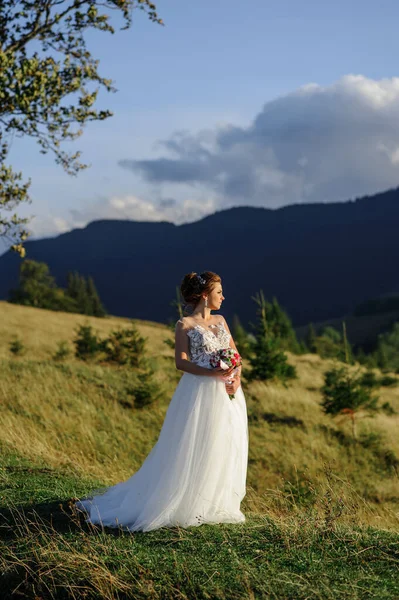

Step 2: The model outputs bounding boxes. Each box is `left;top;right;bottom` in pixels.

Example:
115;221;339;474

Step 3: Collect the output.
1;301;399;532
0;300;172;361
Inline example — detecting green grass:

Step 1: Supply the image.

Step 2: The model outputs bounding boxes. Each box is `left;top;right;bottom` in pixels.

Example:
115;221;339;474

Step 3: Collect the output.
1;446;398;599
1;302;399;597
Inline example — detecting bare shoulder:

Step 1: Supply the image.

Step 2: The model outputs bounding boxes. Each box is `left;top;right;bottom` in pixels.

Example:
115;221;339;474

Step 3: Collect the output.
175;316;191;330
217;314;227;326
175;317;184;330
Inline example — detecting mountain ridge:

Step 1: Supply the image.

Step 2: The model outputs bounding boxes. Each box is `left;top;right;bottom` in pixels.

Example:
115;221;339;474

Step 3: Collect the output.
0;187;398;327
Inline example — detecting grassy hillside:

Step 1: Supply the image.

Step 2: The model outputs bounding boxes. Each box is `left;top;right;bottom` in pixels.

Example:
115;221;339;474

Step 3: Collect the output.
1;301;399;598
0;300;170;361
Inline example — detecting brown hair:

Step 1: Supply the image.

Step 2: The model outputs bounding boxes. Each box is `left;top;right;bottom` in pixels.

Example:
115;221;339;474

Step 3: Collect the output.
180;271;221;313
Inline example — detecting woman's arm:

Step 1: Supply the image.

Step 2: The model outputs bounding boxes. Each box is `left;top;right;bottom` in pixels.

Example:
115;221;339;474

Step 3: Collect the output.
219;316;242;378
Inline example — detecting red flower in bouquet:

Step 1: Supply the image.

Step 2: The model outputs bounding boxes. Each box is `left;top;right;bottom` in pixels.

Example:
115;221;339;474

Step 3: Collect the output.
210;348;242;400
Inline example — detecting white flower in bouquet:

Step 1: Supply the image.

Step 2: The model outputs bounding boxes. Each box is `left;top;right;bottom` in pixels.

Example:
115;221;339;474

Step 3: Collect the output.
210;348;242;400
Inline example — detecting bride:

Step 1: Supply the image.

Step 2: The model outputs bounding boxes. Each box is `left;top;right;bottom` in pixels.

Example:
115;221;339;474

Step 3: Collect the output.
75;271;248;532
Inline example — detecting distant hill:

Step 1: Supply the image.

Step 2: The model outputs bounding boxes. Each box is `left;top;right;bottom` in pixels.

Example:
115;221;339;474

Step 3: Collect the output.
1;187;399;328
295;309;399;351
294;293;399;350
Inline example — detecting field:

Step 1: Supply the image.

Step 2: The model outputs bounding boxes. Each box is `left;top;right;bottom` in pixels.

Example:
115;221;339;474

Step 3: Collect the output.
1;301;398;599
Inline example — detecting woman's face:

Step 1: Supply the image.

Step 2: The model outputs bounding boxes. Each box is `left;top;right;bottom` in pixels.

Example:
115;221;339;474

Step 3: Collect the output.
206;281;225;310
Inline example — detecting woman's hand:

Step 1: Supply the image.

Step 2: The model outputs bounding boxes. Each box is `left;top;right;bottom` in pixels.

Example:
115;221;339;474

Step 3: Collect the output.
225;376;241;395
210;365;237;378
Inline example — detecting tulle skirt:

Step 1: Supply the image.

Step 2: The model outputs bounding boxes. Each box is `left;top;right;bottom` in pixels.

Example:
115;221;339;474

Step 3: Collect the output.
75;372;248;532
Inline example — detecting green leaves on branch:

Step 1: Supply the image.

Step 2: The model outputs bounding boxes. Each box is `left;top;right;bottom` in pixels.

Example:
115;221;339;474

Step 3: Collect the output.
0;138;30;256
0;0;162;252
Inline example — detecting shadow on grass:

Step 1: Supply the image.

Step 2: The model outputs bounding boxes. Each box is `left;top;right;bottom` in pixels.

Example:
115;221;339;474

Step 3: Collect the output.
0;464;134;541
0;496;143;542
0;493;246;549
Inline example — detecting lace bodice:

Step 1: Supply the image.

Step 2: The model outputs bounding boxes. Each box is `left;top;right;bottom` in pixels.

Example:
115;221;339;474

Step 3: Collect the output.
177;320;232;369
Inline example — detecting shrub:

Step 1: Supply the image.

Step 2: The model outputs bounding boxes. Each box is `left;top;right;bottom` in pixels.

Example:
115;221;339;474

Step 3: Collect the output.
321;365;379;439
313;322;353;363
101;323;147;367
9;336;26;356
359;431;399;474
163;319;176;350
52;340;71;361
73;324;101;361
379;375;398;387
358;430;384;450
373;322;399;371
381;401;397;415
321;326;342;344
359;370;380;389
359;370;398;389
129;368;163;409
355;347;378;369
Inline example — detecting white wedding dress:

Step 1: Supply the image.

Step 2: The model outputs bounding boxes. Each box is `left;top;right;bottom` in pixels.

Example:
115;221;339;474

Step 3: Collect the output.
75;320;248;532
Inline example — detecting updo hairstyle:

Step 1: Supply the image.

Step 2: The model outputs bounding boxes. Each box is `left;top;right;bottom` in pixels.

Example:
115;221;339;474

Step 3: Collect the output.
180;271;221;314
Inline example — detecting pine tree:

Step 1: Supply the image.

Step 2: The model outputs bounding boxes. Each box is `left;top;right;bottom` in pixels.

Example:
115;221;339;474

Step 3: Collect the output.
66;271;86;311
246;290;297;383
264;296;300;353
321;366;379;440
66;271;80;301
74;274;91;315
342;321;353;364
8;262;106;315
86;276;106;317
232;314;252;359
305;323;317;353
66;271;106;316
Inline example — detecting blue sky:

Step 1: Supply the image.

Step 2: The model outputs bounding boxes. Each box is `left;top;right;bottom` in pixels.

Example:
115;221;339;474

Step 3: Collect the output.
5;0;399;247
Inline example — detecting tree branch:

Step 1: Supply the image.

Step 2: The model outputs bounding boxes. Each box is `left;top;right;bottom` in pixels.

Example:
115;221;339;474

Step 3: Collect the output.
6;0;88;53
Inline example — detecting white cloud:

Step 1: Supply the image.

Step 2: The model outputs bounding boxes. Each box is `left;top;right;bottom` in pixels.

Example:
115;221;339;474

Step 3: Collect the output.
27;194;217;240
25;74;399;241
27;215;71;239
120;74;399;208
69;194;216;225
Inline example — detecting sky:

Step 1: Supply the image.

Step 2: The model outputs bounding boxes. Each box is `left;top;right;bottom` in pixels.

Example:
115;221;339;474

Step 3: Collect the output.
4;0;399;250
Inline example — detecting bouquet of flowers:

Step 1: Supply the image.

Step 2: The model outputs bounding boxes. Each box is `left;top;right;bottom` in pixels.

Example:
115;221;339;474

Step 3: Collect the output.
210;348;242;400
